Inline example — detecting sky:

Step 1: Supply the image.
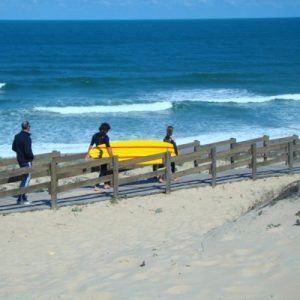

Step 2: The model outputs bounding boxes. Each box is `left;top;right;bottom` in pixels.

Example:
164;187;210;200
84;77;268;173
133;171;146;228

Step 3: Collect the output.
0;0;299;20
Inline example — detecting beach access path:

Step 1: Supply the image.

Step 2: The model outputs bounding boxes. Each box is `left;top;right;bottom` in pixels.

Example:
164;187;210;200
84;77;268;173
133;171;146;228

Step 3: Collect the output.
1;162;300;214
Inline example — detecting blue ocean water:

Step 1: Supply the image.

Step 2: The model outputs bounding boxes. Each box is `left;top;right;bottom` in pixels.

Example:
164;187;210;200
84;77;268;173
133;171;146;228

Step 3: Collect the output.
0;19;300;157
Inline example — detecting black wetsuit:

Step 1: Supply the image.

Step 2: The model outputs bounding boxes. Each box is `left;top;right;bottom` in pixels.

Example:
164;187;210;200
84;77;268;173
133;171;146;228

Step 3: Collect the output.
163;134;177;173
90;131;111;184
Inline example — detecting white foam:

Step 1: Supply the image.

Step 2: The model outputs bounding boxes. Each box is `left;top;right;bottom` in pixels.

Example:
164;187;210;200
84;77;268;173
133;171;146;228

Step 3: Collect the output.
0;83;6;89
150;89;300;104
34;101;172;114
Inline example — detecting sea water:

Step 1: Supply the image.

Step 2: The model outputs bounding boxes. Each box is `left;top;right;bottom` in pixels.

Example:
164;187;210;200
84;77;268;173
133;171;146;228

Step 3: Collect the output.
0;19;300;157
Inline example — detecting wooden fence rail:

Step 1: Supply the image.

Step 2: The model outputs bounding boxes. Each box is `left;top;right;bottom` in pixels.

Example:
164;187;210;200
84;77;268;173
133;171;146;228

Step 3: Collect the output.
0;135;299;209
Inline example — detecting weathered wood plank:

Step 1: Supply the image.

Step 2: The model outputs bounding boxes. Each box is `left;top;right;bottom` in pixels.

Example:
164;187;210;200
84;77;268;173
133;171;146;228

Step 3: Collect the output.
211;147;217;187
118;153;165;169
268;135;298;145
256;154;287;168
201;139;233;149
164;152;171;194
0;152;60;167
238;136;265;147
230;138;237;165
0;164;50;180
50;160;58;209
0;170;49;185
57;175;113;193
56;158;112;176
112;156;119;198
118;170;165;186
216;145;251;159
0;182;50;198
216;159;252;173
288;142;294;174
177;141;199;151
256;142;288;155
171;151;207;164
172;164;211;180
251;144;257;180
193;140;201;167
55;153;86;163
263;135;270;161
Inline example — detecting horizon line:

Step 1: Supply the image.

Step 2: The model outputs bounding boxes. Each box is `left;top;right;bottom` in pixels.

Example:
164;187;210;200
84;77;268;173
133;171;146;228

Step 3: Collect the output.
0;16;299;22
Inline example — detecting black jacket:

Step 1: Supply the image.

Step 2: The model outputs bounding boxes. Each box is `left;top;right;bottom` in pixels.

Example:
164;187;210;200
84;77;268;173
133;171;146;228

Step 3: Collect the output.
164;135;178;155
12;131;34;164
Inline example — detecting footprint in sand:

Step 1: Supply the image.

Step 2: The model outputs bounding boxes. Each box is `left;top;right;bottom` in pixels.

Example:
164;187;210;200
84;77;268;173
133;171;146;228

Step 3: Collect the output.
233;248;255;256
112;256;141;269
221;233;236;241
108;272;126;280
165;285;191;295
241;262;276;277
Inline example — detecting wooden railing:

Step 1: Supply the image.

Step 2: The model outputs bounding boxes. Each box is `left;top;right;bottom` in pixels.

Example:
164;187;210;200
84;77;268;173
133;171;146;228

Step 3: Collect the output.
0;134;299;209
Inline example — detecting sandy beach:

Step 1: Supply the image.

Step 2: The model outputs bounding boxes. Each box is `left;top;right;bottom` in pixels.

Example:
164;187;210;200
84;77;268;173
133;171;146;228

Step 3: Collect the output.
0;174;300;299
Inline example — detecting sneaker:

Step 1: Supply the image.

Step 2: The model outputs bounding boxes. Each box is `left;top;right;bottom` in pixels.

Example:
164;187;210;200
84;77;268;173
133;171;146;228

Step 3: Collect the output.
23;201;31;205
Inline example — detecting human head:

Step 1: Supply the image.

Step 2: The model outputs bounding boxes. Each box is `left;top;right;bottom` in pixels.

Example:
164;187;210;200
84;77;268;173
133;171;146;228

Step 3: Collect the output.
166;125;173;136
21;120;31;131
99;122;111;133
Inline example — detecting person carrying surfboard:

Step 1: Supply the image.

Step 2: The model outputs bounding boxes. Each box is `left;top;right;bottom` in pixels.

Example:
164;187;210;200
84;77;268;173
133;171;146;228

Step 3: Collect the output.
154;125;178;182
86;122;113;191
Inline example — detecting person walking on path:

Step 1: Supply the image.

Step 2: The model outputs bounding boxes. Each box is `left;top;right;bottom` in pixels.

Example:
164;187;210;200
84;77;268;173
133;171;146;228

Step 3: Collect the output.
163;125;178;175
86;122;113;191
153;125;178;183
12;121;34;205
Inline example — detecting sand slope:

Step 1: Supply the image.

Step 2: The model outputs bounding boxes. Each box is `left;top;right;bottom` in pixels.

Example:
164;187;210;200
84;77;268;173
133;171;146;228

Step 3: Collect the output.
0;174;300;300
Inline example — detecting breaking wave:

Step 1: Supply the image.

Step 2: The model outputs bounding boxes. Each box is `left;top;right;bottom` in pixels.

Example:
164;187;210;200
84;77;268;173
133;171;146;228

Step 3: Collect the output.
34;101;173;114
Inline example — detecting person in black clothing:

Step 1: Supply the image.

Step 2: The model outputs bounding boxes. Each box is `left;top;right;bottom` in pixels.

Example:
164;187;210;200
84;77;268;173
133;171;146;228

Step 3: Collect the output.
12;120;34;205
87;122;113;191
163;126;178;175
153;125;178;182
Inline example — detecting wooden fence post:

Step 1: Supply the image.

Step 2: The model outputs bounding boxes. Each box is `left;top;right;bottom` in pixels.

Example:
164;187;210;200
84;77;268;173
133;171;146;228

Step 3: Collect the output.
263;135;269;162
164;152;171;194
50;155;58;209
230;138;236;165
288;141;294;174
112;156;119;198
193;140;200;167
251;144;257;180
211;147;217;187
293;135;298;160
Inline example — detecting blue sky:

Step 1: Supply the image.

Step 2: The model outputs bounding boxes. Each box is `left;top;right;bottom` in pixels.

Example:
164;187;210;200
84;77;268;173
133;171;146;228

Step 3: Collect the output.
0;0;299;20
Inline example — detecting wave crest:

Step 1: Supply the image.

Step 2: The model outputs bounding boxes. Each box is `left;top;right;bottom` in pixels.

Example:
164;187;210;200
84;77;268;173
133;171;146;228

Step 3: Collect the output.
34;101;173;114
0;83;6;89
153;89;300;103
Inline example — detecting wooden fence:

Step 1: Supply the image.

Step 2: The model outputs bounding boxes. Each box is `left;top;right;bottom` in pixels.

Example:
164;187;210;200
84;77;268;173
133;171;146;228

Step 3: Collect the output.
0;134;299;209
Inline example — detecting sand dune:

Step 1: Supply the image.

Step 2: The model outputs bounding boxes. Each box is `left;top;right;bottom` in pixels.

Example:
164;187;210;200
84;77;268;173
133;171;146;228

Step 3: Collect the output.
0;174;300;300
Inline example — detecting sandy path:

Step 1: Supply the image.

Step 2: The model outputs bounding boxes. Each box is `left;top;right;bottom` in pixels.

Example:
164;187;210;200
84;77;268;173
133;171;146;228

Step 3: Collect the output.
0;174;300;299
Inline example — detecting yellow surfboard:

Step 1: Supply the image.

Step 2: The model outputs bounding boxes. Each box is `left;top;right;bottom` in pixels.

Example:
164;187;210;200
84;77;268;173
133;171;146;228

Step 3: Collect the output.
88;140;176;165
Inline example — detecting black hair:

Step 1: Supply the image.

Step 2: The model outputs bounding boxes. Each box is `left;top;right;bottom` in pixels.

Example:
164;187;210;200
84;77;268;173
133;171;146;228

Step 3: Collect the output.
21;120;30;130
99;122;111;132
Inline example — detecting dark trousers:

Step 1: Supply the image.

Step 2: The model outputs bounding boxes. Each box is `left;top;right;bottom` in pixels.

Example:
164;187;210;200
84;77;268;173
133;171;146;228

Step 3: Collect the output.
98;164;111;185
18;161;31;203
153;162;176;174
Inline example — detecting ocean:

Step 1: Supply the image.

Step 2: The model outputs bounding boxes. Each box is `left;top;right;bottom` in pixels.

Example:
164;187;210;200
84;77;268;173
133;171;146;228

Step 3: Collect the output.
0;18;300;158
